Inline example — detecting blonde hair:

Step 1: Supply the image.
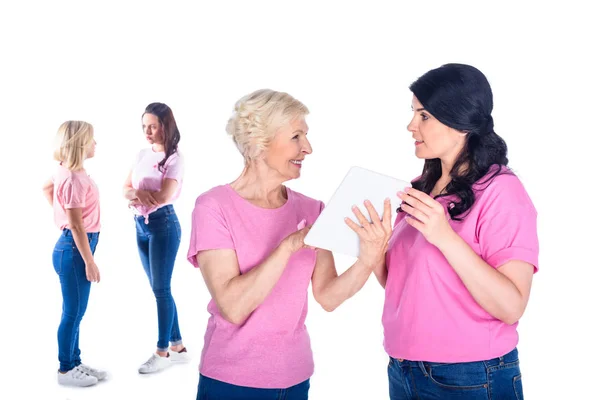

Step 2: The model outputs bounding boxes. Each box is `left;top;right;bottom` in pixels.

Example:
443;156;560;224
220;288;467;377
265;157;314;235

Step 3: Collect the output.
53;121;94;171
226;89;309;162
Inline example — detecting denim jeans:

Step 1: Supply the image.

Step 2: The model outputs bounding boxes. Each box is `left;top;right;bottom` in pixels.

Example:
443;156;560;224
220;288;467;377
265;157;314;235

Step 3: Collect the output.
52;229;99;372
135;205;182;351
388;348;523;399
196;375;310;400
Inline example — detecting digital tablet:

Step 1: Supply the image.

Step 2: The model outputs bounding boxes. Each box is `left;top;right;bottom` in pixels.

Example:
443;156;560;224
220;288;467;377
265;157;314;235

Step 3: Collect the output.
304;166;412;258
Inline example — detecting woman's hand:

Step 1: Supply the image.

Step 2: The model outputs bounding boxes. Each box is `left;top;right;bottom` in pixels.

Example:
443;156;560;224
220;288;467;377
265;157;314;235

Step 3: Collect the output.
281;225;313;254
398;187;455;248
128;199;142;208
85;260;101;283
345;199;392;268
135;189;159;207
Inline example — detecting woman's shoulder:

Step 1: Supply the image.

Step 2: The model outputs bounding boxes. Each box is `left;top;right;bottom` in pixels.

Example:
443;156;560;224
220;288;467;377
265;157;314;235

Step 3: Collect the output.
193;185;231;210
167;149;183;161
55;163;88;184
474;166;536;213
476;166;524;192
288;187;324;212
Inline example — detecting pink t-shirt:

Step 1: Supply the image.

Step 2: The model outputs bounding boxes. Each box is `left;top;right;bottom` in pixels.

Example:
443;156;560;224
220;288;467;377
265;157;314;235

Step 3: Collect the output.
383;167;539;362
53;163;101;233
187;185;323;389
130;148;184;216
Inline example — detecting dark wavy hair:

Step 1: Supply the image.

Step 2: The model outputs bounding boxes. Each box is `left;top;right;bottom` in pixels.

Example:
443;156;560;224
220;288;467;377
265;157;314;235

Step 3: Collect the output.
404;63;510;220
143;102;181;173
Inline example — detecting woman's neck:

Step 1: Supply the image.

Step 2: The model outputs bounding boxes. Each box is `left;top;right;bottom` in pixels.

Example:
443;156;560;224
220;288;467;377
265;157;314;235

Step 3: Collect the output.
230;163;287;208
432;157;467;197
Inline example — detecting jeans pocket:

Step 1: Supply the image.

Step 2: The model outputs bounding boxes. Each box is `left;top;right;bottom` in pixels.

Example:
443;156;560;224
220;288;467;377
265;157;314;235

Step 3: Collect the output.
426;362;488;390
52;250;64;275
487;360;522;399
513;374;523;400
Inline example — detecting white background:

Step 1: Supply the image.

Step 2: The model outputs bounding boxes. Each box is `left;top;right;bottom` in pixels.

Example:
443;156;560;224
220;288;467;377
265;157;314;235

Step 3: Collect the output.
1;1;598;399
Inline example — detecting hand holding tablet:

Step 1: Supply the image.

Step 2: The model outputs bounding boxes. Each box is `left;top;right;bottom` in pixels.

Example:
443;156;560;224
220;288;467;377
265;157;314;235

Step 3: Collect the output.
304;166;412;258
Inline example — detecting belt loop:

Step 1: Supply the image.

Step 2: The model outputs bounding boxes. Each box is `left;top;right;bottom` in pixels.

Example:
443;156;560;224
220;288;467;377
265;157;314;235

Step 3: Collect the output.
418;361;428;377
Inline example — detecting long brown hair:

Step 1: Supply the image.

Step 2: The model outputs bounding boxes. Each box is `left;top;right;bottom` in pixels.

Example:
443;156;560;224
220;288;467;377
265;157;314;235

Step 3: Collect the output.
143;103;181;172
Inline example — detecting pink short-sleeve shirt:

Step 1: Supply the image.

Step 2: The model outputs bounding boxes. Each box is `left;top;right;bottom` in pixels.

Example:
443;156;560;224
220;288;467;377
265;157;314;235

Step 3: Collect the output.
383;167;539;362
187;185;324;389
53;164;101;232
130;148;184;216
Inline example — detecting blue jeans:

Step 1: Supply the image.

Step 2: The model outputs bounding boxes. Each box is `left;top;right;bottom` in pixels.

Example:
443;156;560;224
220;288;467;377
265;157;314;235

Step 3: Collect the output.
388;348;523;399
196;375;310;400
135;205;182;351
52;229;99;372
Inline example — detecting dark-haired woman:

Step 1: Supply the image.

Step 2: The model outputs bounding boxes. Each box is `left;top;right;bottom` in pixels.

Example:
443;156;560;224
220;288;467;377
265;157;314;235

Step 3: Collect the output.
380;64;539;399
123;103;190;373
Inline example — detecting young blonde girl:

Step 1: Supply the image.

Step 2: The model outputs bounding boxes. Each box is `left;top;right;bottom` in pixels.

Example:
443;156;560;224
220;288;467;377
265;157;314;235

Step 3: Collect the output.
42;121;107;387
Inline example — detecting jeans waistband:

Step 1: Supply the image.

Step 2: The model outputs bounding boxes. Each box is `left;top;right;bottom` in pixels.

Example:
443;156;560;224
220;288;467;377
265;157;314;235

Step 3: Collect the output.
134;204;176;220
62;229;100;240
391;348;519;370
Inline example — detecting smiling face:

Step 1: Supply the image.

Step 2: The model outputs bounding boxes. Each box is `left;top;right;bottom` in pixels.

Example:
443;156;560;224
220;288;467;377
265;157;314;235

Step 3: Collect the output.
407;95;466;163
261;116;312;181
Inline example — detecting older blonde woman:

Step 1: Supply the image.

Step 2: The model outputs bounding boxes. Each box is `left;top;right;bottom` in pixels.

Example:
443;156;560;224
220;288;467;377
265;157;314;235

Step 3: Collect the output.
187;90;391;399
42;121;106;387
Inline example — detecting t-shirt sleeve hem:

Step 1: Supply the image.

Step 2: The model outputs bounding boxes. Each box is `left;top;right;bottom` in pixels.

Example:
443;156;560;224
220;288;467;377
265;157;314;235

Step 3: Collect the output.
187;245;236;268
64;202;85;209
486;247;539;273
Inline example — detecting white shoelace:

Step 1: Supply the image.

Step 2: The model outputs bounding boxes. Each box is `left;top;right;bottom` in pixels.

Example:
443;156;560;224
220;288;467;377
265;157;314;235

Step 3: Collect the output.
71;366;93;379
142;354;160;368
78;364;98;375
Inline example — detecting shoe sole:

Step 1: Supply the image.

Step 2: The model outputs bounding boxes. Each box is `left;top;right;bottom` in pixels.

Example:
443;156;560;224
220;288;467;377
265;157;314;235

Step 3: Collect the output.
58;380;98;387
169;357;190;364
138;365;172;374
168;351;190;364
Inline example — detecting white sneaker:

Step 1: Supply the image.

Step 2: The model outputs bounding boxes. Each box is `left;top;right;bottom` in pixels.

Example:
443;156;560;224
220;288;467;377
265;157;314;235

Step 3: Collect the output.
138;353;171;374
78;363;108;380
168;347;190;364
57;365;98;387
